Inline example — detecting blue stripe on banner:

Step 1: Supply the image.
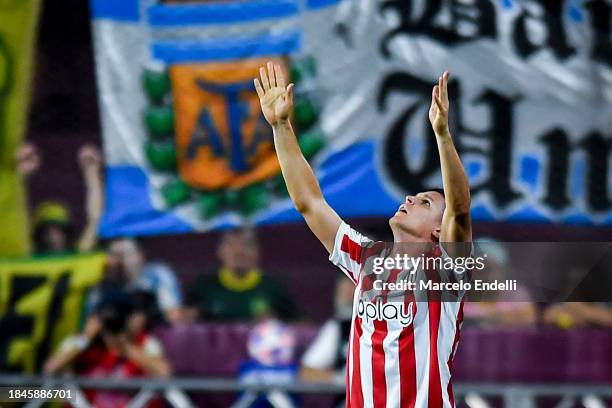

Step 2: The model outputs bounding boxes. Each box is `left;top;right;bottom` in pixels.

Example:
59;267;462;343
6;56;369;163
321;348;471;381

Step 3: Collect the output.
519;155;540;192
152;31;301;64
90;0;140;22
99;166;193;238
258;141;400;225
148;0;299;27
307;0;342;10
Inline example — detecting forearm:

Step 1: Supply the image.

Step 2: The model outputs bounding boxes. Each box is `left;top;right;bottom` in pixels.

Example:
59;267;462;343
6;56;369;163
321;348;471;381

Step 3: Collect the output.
77;168;103;252
272;121;324;212
125;346;171;377
436;130;470;216
43;346;83;375
257;62;341;252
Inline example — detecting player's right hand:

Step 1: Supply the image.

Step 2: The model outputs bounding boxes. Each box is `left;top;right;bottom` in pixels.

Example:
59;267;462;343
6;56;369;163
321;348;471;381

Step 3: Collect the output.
254;61;294;126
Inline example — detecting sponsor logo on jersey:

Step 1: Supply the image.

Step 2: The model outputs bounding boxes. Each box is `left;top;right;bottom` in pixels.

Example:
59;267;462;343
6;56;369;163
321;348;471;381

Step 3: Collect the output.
357;298;415;326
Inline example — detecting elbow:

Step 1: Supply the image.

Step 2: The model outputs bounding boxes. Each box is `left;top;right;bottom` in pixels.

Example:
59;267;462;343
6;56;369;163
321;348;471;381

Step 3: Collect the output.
294;200;310;214
448;210;471;226
448;198;471;220
294;196;325;215
293;196;315;215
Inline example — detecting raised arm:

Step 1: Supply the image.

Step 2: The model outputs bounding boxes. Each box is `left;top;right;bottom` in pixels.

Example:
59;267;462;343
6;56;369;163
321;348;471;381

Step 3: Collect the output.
255;62;341;253
429;71;472;245
76;145;104;253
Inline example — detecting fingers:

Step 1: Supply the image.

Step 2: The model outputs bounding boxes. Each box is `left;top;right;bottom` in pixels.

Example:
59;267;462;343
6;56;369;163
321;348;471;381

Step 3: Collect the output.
434;95;446;115
286;83;294;101
430;86;438;111
267;61;276;88
440;70;450;101
259;67;270;90
274;63;286;88
257;61;286;93
282;83;295;108
254;78;264;98
432;85;445;114
433;70;450;110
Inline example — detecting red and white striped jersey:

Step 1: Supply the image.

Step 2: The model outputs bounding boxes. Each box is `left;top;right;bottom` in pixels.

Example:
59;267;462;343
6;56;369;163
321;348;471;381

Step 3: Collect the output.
329;222;467;408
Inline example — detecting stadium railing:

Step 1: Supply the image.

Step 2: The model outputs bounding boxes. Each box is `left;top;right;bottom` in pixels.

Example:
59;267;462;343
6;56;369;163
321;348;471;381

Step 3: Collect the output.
1;375;611;408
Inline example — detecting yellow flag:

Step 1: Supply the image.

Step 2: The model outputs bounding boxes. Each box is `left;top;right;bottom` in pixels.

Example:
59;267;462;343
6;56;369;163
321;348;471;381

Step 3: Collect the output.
0;252;106;373
0;0;41;257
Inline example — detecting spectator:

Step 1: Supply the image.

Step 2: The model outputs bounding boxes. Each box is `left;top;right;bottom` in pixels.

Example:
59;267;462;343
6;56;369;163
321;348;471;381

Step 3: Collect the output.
187;227;298;322
463;238;536;327
88;238;184;325
43;291;171;408
16;143;104;256
299;276;353;407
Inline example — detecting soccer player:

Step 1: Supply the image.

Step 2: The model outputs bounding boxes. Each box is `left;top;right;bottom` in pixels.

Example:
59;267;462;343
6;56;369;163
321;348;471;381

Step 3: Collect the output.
255;62;472;407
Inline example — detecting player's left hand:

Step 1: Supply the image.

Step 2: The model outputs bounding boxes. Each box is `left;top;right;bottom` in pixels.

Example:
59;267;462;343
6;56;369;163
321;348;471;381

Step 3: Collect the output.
429;71;450;136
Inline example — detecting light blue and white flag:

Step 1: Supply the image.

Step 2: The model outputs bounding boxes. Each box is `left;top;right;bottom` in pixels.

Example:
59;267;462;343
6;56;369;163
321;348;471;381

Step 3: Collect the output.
90;0;612;237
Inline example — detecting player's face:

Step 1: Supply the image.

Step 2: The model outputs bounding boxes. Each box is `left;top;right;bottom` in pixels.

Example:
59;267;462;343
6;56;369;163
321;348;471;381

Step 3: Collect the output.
389;191;445;241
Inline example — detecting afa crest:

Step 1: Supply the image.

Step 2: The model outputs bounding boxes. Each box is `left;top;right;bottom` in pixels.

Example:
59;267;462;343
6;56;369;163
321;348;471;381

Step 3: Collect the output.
141;56;325;219
171;58;281;191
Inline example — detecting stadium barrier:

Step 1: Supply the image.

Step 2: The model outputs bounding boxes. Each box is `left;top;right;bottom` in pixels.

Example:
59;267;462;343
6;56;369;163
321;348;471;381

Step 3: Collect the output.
1;375;611;408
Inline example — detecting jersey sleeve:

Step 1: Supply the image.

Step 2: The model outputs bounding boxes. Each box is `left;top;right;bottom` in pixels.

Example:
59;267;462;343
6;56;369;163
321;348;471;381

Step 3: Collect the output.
329;222;372;284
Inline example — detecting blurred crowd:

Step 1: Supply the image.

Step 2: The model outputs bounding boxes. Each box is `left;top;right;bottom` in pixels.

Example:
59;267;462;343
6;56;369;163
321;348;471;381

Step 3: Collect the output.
8;142;612;407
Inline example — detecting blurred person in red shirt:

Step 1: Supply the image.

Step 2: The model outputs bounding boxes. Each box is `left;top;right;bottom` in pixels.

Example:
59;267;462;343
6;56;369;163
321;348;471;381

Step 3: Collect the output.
43;291;170;408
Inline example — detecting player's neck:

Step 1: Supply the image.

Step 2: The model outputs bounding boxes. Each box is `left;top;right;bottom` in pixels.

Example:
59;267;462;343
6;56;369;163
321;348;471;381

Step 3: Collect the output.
392;229;432;244
389;241;432;259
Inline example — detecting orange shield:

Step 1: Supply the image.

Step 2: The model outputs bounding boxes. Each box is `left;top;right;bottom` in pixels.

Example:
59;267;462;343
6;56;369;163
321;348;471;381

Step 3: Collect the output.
170;58;286;190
